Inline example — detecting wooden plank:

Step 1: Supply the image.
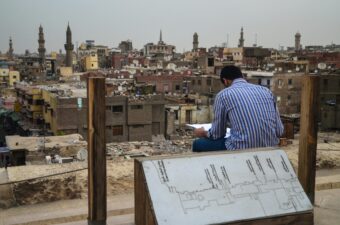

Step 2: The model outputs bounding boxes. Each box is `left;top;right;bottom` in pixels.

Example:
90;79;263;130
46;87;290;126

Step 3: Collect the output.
87;76;107;224
298;75;320;204
134;159;145;225
135;159;157;225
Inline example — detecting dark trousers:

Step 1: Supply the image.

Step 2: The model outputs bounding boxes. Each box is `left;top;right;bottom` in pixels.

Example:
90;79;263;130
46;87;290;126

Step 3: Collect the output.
192;137;227;152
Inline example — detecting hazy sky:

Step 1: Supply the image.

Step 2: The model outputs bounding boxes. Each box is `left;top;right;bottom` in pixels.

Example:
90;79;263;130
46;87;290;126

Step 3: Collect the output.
1;0;339;54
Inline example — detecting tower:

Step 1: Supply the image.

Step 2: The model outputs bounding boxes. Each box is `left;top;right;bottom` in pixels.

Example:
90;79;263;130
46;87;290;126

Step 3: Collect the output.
193;32;198;51
64;23;74;67
238;27;245;48
295;32;301;51
38;25;46;64
8;37;14;59
158;30;164;45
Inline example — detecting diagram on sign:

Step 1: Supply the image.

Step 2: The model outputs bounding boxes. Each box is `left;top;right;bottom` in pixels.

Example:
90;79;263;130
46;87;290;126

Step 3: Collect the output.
142;150;313;225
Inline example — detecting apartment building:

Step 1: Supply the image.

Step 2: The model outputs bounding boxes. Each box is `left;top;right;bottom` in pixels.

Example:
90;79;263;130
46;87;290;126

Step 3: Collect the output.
16;82;166;141
15;83;44;125
319;73;340;130
271;73;304;115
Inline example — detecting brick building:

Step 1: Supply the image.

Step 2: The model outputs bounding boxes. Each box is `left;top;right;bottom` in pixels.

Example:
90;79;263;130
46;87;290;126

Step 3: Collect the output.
271;73;304;114
188;75;224;95
136;75;187;94
319;73;340;130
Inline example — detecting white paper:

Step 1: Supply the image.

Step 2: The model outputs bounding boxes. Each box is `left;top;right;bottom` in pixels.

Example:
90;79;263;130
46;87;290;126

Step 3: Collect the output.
187;123;231;138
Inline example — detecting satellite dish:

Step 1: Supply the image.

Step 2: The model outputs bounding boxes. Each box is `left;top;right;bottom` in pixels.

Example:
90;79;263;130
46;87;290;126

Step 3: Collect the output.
318;63;327;70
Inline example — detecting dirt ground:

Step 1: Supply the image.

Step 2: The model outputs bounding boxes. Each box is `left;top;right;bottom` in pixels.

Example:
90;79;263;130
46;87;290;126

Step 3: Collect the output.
4;159;134;206
2;131;340;208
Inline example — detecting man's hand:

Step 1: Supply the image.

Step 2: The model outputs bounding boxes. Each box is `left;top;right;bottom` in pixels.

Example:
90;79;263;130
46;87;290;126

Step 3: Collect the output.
194;127;208;138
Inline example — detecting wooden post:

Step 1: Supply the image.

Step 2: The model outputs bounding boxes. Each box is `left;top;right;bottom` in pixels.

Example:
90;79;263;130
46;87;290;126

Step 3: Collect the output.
298;74;320;204
87;76;107;225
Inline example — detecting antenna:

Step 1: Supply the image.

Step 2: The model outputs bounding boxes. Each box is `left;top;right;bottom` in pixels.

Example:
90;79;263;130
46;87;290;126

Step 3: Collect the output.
253;33;257;47
255;33;257;46
226;33;229;47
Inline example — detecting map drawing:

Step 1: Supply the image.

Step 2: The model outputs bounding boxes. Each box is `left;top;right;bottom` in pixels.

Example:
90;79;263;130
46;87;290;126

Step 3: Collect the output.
142;150;313;225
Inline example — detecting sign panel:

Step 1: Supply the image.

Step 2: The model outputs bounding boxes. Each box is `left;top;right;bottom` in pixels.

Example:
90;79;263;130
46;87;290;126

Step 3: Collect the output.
142;150;313;225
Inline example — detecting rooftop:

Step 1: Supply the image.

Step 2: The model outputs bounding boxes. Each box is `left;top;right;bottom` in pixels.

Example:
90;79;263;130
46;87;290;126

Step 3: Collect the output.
5;134;86;152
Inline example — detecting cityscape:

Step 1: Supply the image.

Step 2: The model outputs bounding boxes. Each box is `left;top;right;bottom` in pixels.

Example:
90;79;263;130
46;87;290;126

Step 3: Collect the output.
0;0;340;224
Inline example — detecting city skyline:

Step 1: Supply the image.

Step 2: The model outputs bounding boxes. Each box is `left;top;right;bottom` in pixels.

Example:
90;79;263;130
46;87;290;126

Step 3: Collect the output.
1;0;340;54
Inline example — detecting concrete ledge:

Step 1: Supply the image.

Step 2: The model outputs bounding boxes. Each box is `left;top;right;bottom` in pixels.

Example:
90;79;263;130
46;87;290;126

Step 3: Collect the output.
316;174;340;191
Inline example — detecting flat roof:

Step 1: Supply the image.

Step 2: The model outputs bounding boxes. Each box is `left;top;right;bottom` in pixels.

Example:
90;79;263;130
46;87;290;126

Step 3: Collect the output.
5;134;86;152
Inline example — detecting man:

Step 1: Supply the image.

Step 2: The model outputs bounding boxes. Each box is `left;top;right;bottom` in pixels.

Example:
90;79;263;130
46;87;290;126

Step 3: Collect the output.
193;65;284;152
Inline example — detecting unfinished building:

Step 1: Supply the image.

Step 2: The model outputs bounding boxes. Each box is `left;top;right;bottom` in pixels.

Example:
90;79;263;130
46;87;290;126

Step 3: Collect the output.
15;82;166;142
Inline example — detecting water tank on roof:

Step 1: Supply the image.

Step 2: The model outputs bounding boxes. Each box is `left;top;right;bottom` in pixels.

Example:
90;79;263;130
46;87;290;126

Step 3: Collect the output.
317;63;327;70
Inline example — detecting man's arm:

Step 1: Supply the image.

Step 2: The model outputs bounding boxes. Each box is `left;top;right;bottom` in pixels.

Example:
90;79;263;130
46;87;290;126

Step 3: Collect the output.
207;92;228;140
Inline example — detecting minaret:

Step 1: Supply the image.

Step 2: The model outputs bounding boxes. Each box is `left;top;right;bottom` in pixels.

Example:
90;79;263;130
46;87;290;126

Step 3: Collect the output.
238;27;245;48
38;25;46;64
64;23;74;67
193;32;199;51
158;30;164;45
8;37;14;59
295;32;301;51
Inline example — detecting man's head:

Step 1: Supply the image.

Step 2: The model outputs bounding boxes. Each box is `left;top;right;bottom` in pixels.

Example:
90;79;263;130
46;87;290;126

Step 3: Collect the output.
220;65;243;87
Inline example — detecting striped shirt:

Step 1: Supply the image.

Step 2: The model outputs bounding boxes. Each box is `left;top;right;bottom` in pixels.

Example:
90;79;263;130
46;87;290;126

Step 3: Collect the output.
208;78;284;150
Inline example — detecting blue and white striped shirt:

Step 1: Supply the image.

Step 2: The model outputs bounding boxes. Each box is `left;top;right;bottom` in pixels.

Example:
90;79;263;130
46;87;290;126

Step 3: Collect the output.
208;78;284;150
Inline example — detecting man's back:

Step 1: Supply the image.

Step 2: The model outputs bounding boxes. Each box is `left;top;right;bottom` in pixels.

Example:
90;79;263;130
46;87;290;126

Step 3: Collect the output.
211;78;283;150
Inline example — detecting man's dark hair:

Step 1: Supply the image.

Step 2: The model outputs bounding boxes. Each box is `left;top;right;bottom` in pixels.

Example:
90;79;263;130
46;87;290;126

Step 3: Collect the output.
220;65;243;83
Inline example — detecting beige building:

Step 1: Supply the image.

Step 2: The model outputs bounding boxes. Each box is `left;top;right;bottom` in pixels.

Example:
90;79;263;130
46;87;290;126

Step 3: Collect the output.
16;82;167;141
223;47;243;63
81;52;98;71
9;71;20;86
184;51;199;61
0;68;9;87
59;67;73;76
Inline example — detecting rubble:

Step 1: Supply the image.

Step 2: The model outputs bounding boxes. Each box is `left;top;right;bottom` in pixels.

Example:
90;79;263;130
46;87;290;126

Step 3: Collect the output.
1;131;340;208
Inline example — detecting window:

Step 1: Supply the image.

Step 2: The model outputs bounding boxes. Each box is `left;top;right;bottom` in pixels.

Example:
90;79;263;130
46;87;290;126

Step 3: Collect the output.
287;95;291;100
175;85;180;91
276;96;281;103
198;80;201;85
112;125;123;136
13;76;17;79
258;79;262;85
207;79;211;86
174;110;179;120
288;79;292;85
192;80;195;85
163;84;169;92
131;105;143;110
278;79;283;88
36;99;44;105
208;58;214;67
132;125;144;128
267;79;270;86
112;105;123;113
323;79;328;86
